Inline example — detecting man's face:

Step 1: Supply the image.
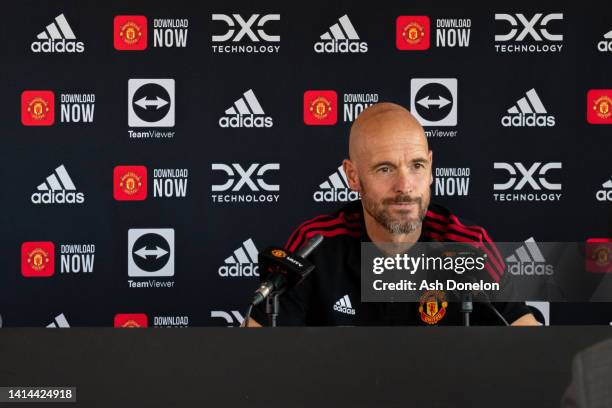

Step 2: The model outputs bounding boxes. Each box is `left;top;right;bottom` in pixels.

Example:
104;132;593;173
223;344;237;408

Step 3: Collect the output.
347;130;432;235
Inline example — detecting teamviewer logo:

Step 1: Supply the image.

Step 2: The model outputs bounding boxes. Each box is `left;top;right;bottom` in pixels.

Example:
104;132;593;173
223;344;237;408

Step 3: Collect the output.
128;79;175;127
128;228;174;277
410;78;457;126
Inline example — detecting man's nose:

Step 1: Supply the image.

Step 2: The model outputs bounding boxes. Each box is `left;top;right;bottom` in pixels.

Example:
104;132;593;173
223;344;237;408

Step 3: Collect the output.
394;167;413;194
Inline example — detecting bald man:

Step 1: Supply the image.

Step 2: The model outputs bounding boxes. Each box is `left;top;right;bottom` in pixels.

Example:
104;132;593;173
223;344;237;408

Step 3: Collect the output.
246;102;538;327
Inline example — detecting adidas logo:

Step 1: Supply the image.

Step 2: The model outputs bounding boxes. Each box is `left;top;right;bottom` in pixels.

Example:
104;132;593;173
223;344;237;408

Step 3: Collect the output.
31;164;84;205
596;178;612;202
501;88;555;127
505;237;553;275
46;313;70;328
218;238;259;277
314;15;368;53
313;166;360;202
219;89;273;128
333;294;356;315
597;30;612;52
31;13;84;53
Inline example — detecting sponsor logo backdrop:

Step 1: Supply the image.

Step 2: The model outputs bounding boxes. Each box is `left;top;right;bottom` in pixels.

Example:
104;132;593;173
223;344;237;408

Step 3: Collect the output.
1;0;611;326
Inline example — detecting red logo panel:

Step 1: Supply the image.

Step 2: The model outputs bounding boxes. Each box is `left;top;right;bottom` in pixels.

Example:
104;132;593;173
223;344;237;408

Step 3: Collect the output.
587;89;612;124
21;242;55;277
21;91;55;126
114;16;148;51
114;165;147;201
304;90;337;125
586;238;612;273
396;16;430;50
114;313;149;328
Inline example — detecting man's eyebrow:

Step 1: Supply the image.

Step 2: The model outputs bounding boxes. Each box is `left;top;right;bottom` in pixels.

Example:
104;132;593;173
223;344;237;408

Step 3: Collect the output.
370;161;396;169
370;158;429;169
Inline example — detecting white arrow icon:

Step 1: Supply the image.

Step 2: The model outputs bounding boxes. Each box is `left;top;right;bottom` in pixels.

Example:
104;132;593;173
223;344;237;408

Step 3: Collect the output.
417;95;451;109
134;246;168;259
134;96;169;110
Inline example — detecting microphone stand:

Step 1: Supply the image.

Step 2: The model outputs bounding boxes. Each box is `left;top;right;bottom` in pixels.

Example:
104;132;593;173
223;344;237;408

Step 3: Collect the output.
266;293;280;327
246;234;323;327
458;290;510;326
460;292;473;327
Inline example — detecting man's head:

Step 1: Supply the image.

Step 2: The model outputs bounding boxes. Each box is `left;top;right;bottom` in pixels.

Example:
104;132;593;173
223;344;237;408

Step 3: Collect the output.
343;102;432;236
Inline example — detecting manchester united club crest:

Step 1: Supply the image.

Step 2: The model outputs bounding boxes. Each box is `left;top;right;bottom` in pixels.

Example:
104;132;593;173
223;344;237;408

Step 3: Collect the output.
396;16;430;51
27;97;51;121
303;90;337;125
113;165;148;201
21;241;55;277
593;95;612;120
310;96;333;120
402;22;426;45
271;249;287;258
419;290;448;325
586;238;612;273
28;247;50;272
593;246;611;266
21;90;55;126
587;89;612;124
120;21;144;46
120;171;143;196
114;15;148;51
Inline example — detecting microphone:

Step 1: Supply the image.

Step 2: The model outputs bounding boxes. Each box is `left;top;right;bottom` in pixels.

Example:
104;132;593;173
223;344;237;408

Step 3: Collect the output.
423;243;509;326
251;234;324;306
448;275;509;326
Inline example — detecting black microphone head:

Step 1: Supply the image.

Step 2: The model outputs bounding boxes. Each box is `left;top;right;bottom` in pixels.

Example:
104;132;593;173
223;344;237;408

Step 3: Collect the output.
258;246;315;289
297;234;324;258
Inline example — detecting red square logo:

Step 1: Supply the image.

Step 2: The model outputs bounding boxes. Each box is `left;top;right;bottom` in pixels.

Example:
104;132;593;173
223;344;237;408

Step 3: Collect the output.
304;90;337;125
113;165;147;201
586;238;612;273
396;16;430;50
587;89;612;124
21;242;55;277
114;15;148;51
21;91;55;126
114;313;149;328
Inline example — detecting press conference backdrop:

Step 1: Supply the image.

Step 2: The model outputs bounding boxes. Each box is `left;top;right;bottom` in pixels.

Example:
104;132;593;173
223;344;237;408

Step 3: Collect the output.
1;0;611;328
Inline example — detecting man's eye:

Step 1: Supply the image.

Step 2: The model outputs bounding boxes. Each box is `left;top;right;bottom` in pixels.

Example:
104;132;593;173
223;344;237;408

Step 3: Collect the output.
414;162;425;169
378;167;391;173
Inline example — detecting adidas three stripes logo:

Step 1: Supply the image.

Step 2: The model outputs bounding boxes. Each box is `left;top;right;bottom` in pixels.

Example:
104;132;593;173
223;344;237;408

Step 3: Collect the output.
320;15;361;41
225;89;265;115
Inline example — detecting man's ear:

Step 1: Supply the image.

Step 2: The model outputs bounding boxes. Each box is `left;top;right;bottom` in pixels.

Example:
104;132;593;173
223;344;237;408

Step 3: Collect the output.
428;150;433;186
342;159;361;192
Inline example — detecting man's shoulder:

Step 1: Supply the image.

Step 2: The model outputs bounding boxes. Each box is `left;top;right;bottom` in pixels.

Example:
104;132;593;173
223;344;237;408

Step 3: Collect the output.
284;201;364;252
423;203;495;244
425;203;506;281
